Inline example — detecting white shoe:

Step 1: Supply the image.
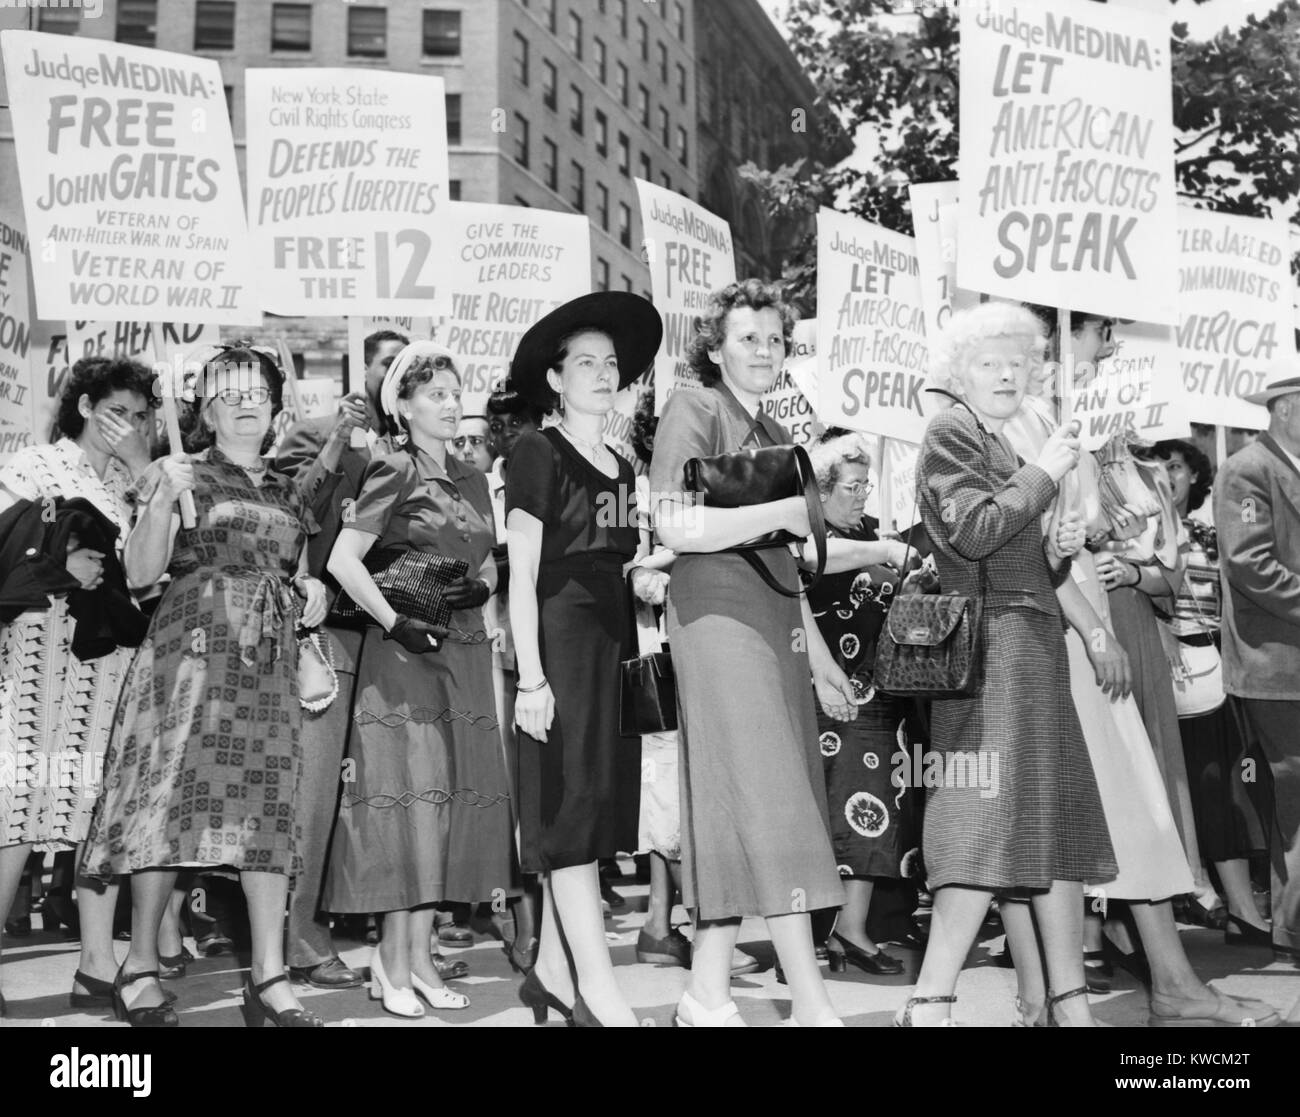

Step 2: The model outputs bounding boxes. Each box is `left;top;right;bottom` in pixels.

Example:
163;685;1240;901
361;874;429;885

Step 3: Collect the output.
369;949;424;1018
411;971;470;1010
674;990;744;1027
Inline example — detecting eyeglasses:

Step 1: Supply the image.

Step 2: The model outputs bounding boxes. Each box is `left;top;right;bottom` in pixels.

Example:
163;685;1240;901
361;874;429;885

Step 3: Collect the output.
213;387;272;406
452;435;487;449
835;479;874;498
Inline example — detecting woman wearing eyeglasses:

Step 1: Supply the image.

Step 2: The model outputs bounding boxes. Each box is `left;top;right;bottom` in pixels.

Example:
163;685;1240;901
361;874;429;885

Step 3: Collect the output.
82;344;329;1027
804;432;921;978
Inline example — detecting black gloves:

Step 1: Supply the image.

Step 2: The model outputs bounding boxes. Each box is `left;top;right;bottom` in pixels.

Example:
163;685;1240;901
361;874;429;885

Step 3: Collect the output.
385;615;446;653
444;576;491;610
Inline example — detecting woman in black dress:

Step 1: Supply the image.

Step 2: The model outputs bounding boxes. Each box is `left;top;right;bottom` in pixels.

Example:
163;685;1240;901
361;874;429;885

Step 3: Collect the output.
506;292;662;1027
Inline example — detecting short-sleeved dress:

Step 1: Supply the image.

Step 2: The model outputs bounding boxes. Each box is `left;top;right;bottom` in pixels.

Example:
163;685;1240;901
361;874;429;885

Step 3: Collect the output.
505;427;640;872
918;405;1116;893
648;383;844;920
82;448;314;877
0;439;138;850
323;446;517;912
807;517;916;880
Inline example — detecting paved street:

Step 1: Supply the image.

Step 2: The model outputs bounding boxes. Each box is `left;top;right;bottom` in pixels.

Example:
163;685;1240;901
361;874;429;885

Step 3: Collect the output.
3;866;1298;1028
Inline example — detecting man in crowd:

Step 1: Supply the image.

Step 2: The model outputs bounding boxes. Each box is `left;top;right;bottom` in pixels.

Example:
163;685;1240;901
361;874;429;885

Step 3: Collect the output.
1214;366;1300;1018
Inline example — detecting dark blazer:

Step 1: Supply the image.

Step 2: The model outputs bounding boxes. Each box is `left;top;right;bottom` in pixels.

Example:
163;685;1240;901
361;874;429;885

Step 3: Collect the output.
275;415;375;671
1214;431;1300;700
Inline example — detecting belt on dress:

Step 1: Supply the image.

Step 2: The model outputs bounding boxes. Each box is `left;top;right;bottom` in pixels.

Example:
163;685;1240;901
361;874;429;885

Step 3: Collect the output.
175;564;296;669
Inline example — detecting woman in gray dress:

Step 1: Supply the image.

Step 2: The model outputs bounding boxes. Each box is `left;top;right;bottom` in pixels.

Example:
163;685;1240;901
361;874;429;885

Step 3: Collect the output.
649;279;854;1028
896;303;1117;1027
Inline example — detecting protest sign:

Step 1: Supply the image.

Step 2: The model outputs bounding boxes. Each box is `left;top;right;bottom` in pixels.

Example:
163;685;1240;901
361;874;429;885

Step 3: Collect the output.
816;208;930;442
0;198;33;466
635;179;736;413
292;377;341;421
245;68;451;316
1177;209;1295;430
1;31;257;324
27;319;68;446
957;0;1177;324
881;438;920;533
433;203;591;417
762;319;818;446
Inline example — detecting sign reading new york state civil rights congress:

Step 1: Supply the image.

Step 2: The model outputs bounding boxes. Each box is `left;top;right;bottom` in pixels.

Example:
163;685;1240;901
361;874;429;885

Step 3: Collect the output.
0;31;257;325
958;0;1177;324
244;69;451;317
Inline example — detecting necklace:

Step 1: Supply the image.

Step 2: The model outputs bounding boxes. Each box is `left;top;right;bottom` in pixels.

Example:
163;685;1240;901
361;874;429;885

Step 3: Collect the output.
560;424;606;459
237;459;268;474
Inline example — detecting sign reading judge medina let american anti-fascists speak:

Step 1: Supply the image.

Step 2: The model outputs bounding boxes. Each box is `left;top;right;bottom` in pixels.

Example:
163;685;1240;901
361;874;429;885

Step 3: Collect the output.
957;0;1177;324
0;31;257;326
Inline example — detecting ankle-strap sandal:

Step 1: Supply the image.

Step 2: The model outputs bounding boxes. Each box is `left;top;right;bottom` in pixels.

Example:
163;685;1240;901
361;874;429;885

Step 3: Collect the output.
894;994;957;1027
1046;986;1090;1027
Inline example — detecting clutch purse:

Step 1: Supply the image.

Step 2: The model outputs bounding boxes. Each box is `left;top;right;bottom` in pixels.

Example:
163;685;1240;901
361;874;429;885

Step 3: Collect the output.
619;579;678;736
326;548;469;630
297;630;339;713
682;443;826;597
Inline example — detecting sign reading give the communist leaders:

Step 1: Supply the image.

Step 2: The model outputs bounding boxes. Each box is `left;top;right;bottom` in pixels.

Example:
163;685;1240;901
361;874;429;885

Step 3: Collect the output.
0;30;257;324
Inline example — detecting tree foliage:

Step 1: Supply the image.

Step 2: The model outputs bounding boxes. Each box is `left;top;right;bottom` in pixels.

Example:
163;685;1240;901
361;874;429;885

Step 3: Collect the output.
744;0;1300;311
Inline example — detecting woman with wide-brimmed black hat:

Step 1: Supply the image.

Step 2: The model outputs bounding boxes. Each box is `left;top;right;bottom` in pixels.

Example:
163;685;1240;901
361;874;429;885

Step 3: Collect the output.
505;291;661;1027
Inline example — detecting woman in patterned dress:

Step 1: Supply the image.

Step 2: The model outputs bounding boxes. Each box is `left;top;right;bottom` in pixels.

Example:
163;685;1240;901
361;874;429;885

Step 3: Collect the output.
897;303;1117;1027
82;345;329;1028
0;357;155;1015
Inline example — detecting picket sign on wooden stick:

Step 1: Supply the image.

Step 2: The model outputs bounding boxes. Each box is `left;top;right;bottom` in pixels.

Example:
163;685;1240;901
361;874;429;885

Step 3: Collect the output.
275;338;305;422
1215;424;1228;471
876;435;892;532
1056;306;1082;512
151;325;197;530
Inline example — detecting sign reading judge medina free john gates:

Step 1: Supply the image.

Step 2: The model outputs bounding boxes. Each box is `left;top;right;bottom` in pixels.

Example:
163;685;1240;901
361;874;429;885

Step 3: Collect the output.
0;31;257;325
957;0;1177;324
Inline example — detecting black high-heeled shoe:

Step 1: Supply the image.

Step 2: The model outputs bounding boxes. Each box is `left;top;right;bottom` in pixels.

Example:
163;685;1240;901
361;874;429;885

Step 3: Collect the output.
1045;986;1090;1027
505;938;538;974
1083;949;1113;994
1224;913;1272;948
827;931;905;976
112;968;178;1027
240;973;324;1028
74;969;177;1009
518;968;574;1025
1101;934;1151;988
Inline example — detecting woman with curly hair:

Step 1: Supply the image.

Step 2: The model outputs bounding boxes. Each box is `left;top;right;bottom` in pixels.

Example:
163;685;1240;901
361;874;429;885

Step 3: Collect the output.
0;357;155;1017
82;344;329;1027
649;279;854;1028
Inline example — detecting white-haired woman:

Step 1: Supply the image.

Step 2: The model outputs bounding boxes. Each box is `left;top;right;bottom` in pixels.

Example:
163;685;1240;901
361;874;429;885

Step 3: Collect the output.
805;432;919;976
325;342;517;1018
897;302;1116;1027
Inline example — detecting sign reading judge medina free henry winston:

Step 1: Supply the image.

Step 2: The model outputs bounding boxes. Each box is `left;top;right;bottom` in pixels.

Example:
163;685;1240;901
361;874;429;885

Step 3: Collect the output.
958;0;1177;324
244;69;450;318
0;31;257;326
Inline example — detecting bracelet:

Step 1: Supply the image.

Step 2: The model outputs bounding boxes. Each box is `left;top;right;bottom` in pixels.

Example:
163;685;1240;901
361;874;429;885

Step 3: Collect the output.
516;677;549;693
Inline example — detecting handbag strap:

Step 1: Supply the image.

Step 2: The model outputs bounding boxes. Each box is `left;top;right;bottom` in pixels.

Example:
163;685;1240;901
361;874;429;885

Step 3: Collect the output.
738;444;827;598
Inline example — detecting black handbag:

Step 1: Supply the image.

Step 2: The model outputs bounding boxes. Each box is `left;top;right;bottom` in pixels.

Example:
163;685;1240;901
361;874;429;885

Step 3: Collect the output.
326;548;469;630
682;443;827;597
619;574;678;736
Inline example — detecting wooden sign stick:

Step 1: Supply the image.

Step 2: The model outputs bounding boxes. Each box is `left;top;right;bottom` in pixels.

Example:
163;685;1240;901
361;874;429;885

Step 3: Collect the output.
151;325;197;529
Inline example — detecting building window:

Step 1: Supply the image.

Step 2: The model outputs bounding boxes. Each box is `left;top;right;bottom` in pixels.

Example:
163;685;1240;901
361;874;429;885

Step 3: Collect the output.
594;109;608;157
597;258;610;292
570;85;584;134
594;37;606;83
422;10;461;58
543;138;558;190
541;0;555;33
596;182;609;231
194;1;236;51
37;6;81;34
623;274;633;292
446;93;462;145
542;59;557;109
271;3;311;52
676;62;687;104
223;85;235;120
657;41;668;84
598;0;606;12
639;153;651;182
677;125;688;168
615;62;629;107
637;85;649;128
617;132;630;177
617;0;627;37
660;171;671;190
449;179;462;201
512;31;530;85
568;10;582;58
514;113;530;167
347;6;387;58
116;0;157;47
570;161;585;211
675;0;686;41
637;17;648;61
659;106;670;148
618;202;631;248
